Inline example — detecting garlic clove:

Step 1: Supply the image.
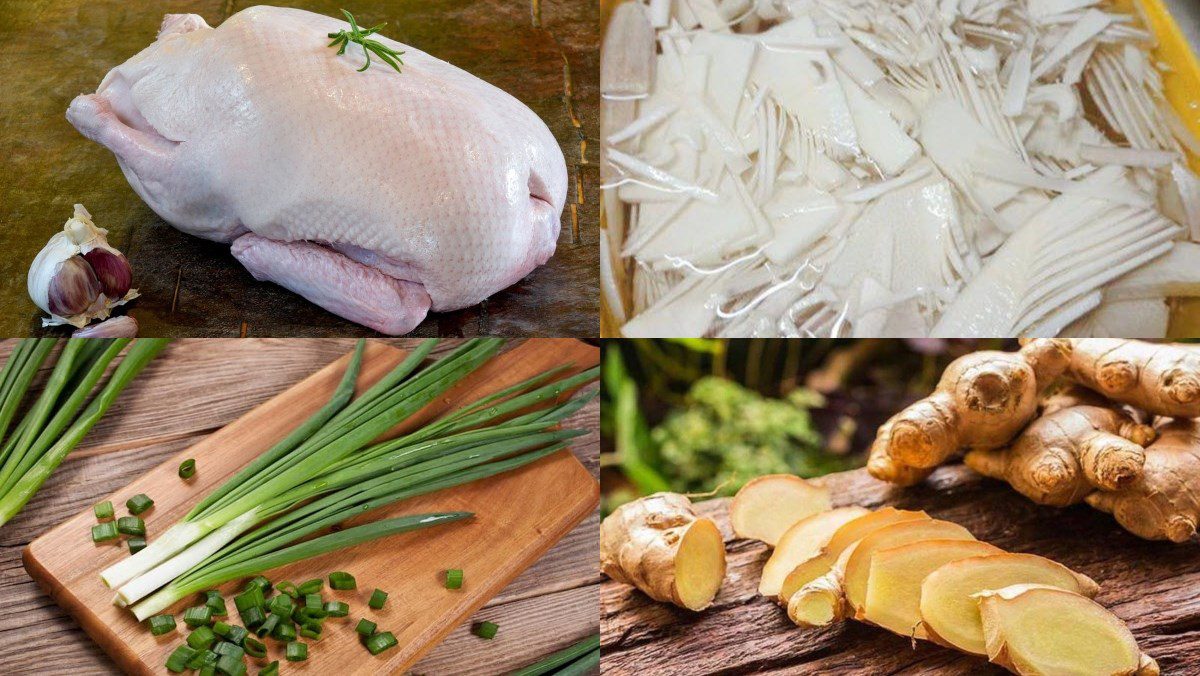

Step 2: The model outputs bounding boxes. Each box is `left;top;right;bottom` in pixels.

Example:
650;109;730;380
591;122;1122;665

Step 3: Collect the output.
71;315;138;338
28;204;140;328
47;256;102;317
82;248;133;298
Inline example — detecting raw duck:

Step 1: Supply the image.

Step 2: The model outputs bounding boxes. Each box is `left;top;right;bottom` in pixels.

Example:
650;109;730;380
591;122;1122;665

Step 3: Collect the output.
66;6;566;335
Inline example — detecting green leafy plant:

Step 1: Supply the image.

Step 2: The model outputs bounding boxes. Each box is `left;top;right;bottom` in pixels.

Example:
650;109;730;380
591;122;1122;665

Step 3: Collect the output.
327;10;405;73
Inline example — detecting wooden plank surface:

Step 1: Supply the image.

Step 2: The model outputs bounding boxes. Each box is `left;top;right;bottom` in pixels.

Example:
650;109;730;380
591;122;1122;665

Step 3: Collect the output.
0;339;601;675
601;465;1200;675
0;0;597;337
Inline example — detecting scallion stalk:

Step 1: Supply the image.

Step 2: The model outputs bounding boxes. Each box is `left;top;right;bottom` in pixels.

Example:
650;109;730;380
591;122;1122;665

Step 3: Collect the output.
510;634;601;676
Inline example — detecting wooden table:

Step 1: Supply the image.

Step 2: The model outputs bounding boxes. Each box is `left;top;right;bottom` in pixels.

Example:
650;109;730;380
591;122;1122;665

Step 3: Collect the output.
0;339;600;675
601;465;1200;675
0;0;598;337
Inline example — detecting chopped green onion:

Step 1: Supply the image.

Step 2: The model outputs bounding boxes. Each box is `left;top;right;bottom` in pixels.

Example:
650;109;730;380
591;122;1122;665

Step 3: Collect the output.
188;625;217;649
299;622;322;640
94;501;114;520
510;634;601;676
268;594;293;616
275;581;299;598
126;493;154;515
368;589;388;609
179;459;196;480
184;605;214;627
355;618;376;636
215;650;244;676
200;665;217;676
259;661;279;676
255;613;280;638
148;614;177;636
473;621;499;639
445;568;463;589
272;621;297;642
366;631;398;655
196;649;219;673
225;625;249;646
166;645;197;673
186;649;212;669
285;641;308;662
117;515;145;536
214;641;244;659
128;536;147;554
205;590;228;616
243;637;267;659
297;578;323;595
247;576;272;595
328;571;356;590
304;593;322;609
213;621;232;637
91;521;119;543
239;604;265;629
323;601;349;617
235;586;264;612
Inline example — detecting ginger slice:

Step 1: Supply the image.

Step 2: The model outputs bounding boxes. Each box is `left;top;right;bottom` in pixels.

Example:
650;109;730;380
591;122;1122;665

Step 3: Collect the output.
977;584;1158;676
600;493;727;610
758;506;868;597
730;474;832;546
777;507;929;604
862;539;1003;639
919;553;1099;655
842;519;976;618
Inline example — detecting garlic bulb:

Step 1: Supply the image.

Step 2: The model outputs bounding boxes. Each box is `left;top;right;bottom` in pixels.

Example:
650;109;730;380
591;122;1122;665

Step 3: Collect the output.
71;315;139;338
28;205;139;327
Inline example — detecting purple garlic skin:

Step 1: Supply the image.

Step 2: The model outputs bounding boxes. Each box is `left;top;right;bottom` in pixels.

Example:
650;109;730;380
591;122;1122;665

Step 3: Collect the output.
71;315;138;338
48;256;102;317
82;248;133;299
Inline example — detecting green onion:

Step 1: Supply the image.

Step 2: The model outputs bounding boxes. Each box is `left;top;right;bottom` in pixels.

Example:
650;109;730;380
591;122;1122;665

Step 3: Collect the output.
184;605;213;627
304;593;322;610
328;571;356;590
285;641;308;662
215;651;243;676
0;339;169;528
445;568;463;589
188;625;217;649
554;648;600;676
299;622;322;640
259;661;279;676
239;606;265;629
243;636;267;658
247;576;272;595
365;631;398;655
126;493;154;515
92;522;119;542
196;649;219;673
323;601;349;617
355;618;376;636
235;586;264;612
268;594;293;616
101;339;597;626
148;614;176;636
511;635;600;676
214;641;244;659
255;613;279;638
225;625;249;646
117;516;145;536
166;645;197;673
271;621;297;642
368;589;388;609
94;501;114;520
473;621;499;639
275;581;299;598
213;621;232;637
128;536;147;554
205;590;228;616
186;648;212;669
179;459;196;480
297;578;323;595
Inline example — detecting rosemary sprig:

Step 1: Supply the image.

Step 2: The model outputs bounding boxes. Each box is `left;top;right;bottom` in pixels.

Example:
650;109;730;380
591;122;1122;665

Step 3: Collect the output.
327;9;405;74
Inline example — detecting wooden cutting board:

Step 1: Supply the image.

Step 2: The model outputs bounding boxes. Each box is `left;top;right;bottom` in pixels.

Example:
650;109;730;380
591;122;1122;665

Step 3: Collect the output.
23;339;599;676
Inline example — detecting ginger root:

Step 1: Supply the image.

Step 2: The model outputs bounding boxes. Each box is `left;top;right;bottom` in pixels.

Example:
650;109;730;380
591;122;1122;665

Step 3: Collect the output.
600;493;726;610
964;405;1155;507
730;474;831;546
977;585;1158;676
1059;339;1200;418
867;340;1071;484
1086;418;1200;542
919;553;1099;655
759;506;868;597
